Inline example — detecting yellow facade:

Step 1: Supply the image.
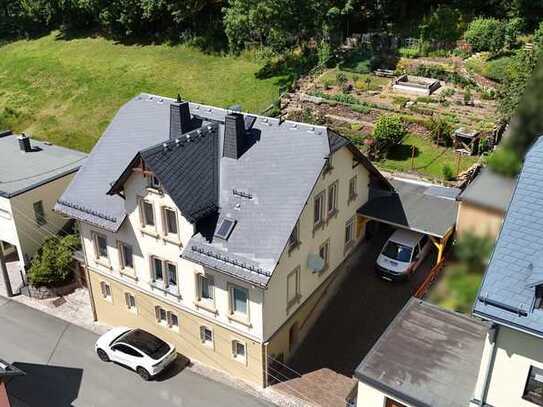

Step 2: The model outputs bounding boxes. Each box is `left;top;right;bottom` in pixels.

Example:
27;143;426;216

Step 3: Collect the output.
89;269;265;386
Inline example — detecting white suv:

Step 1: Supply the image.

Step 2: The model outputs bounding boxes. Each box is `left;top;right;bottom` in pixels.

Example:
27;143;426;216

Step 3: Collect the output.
95;327;177;380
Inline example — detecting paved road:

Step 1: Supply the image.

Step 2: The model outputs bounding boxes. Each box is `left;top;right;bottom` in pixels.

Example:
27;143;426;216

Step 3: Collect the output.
0;297;273;407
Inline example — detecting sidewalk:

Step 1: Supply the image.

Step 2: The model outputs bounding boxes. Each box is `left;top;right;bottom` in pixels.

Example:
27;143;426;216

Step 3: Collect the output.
5;290;307;407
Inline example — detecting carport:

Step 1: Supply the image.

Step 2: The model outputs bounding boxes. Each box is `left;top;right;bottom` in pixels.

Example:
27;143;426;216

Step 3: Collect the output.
357;178;460;264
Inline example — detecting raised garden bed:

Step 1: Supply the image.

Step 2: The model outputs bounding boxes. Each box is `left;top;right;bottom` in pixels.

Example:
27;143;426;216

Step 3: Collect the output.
24;280;78;300
392;74;441;95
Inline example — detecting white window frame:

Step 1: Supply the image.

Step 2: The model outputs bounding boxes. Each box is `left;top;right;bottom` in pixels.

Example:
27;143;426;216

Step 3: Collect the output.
327;181;338;216
167;311;179;330
151;256;164;283
118;241;134;271
319;239;330;272
149;175;161;189
124;292;137;312
100;281;112;302
200;326;214;348
162;207;179;237
288;221;300;252
287;267;301;309
93;232;109;262
198;274;215;303
151;257;179;295
348;176;358;202
229;284;249;317
314;192;325;226
232;339;247;364
140;199;156;228
345;216;355;250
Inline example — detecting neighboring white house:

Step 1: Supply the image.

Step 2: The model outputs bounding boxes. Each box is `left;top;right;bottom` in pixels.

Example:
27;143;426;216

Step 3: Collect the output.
0;132;87;296
55;93;392;386
471;137;543;407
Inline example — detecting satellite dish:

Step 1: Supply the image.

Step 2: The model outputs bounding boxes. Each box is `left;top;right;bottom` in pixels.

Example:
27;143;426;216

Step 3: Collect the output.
307;253;325;273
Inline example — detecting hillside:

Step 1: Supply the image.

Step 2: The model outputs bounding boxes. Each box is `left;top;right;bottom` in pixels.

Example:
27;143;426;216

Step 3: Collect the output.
0;33;283;152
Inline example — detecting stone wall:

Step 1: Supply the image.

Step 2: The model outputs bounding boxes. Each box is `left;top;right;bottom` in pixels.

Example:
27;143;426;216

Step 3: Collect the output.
26;280;78;299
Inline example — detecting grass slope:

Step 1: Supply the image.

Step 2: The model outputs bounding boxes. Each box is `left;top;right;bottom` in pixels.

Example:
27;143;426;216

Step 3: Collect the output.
0;33;283;152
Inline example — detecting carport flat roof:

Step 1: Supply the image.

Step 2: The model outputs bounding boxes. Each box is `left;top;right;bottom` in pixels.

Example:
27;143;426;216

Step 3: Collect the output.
357;178;460;238
354;299;488;407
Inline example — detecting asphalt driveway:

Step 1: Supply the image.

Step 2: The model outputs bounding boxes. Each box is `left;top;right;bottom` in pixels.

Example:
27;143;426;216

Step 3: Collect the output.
0;297;273;407
290;233;435;377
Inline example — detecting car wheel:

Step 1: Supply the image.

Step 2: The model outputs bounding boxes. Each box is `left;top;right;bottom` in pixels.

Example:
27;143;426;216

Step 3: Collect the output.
137;367;151;381
97;349;110;362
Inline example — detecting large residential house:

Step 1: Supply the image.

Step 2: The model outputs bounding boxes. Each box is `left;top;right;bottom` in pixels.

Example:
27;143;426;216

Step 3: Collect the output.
55;93;390;386
0;132;87;297
471;137;543;407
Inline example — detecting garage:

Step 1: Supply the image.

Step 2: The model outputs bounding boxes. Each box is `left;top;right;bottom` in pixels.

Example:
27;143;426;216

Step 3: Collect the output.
357;177;460;266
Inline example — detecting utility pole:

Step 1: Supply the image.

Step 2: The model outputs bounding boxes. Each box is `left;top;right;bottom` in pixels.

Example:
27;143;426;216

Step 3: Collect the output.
0;243;13;297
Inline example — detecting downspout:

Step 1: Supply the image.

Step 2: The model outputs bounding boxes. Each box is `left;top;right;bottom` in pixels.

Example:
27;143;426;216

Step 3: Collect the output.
79;221;97;321
478;324;499;406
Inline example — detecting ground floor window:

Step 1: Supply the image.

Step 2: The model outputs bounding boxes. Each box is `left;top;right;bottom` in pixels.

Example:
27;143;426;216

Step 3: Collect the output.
523;366;543;406
232;340;246;362
200;326;214;347
124;293;136;312
154;306;179;330
100;281;112;301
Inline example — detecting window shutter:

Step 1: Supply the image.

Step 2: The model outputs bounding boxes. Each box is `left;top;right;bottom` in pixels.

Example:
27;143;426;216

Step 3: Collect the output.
199;326;205;342
154;306;161;322
166;311;172;327
232;340;236;357
125;293;130;307
100;282;106;297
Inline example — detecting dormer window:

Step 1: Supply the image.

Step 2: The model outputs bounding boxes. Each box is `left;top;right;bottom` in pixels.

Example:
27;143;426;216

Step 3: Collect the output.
149;175;161;189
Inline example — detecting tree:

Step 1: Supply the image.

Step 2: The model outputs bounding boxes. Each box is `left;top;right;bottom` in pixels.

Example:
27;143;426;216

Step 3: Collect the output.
28;234;80;287
504;17;524;49
486;147;522;177
429;116;453;146
418;5;464;43
371;114;407;157
464;17;506;53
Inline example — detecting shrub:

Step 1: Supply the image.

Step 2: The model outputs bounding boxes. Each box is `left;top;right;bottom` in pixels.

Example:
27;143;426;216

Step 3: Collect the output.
464;18;505;53
28;235;80;287
429;116;453;146
505;17;524;49
336;71;348;85
372;115;407;157
333;92;358;104
415;96;434;104
486;147;522;177
442;164;455;180
454;232;494;272
392;96;409;108
441;88;455;97
398;47;421;58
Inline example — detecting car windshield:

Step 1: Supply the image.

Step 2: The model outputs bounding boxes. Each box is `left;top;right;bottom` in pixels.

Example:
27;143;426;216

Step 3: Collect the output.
115;329;170;359
382;241;413;263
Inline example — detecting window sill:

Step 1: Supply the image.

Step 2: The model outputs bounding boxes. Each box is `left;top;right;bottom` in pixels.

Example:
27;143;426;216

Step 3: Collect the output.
102;296;113;303
140;227;159;238
95;258;112;269
227;313;252;327
163;235;182;247
194;300;218;315
312;221;324;233
120;268;137;281
233;356;248;365
287;294;302;313
326;209;338;221
146;187;163;195
150;282;181;299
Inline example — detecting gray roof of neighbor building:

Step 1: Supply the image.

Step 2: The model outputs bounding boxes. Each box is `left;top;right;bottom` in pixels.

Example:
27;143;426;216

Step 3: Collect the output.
458;168;516;212
357;178;460;238
473;137;543;336
56;93;388;286
0;134;87;198
355;299;488;407
0;358;24;377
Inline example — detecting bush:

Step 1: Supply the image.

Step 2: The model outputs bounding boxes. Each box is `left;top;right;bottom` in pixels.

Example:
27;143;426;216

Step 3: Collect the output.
464;18;506;53
505;17;524;49
336;71;348;85
454;232;494;272
442;164;455;180
372;115;407;157
429;116;453;146
28;235;80;287
486;147;522;177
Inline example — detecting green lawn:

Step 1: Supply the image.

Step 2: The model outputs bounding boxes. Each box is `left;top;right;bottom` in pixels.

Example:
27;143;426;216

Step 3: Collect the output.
0;33;284;152
379;133;479;179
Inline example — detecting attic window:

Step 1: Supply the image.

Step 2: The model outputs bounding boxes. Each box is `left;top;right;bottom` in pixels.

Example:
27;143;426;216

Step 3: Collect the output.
535;286;543;309
215;218;236;240
149;175;161;189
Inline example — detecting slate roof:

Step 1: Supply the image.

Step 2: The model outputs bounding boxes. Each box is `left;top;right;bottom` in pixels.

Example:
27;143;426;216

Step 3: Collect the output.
357;178;460;238
355;299;488;407
56;93;387;286
0;133;87;198
458;168;516;212
473;137;543;336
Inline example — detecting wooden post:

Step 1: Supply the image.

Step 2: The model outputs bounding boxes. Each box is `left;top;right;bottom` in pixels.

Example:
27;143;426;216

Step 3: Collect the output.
0;242;13;297
456;153;461;177
411;145;416;170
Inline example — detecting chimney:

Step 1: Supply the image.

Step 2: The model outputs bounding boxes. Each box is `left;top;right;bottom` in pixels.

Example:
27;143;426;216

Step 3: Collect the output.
169;101;192;139
223;113;245;159
18;134;31;153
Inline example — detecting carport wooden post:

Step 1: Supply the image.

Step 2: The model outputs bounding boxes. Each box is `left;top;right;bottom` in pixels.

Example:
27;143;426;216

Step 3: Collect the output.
356;215;369;238
0;243;13;297
429;228;454;264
